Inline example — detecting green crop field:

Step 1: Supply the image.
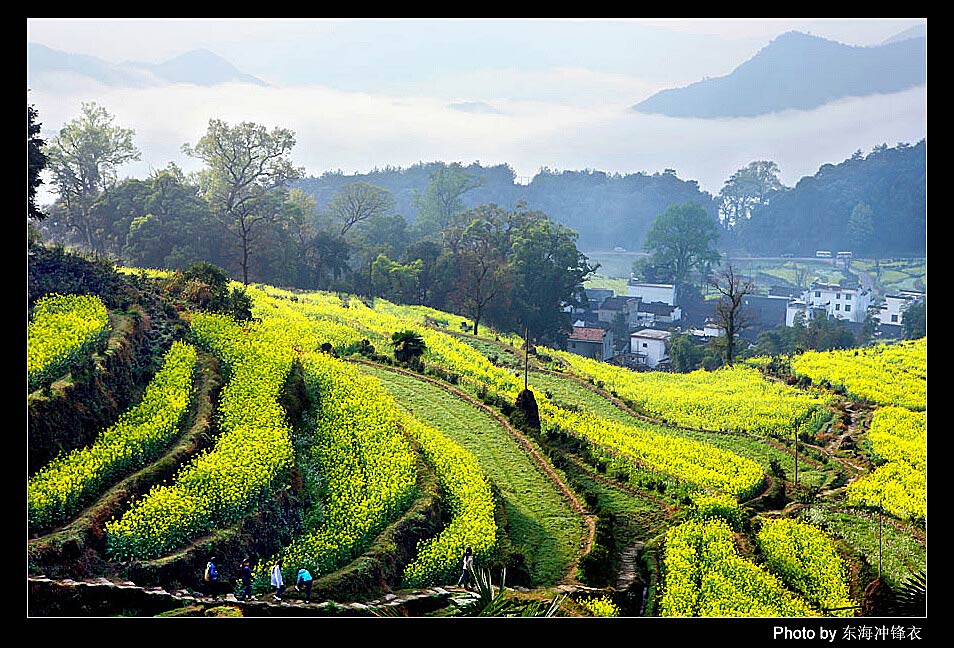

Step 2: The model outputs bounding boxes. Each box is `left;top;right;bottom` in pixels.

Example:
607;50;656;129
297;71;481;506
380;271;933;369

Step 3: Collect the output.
27;251;926;620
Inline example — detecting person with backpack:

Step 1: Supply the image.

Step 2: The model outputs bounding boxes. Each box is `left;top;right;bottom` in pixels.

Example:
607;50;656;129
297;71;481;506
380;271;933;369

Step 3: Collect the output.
270;558;286;602
204;556;220;598
456;547;474;589
295;566;313;603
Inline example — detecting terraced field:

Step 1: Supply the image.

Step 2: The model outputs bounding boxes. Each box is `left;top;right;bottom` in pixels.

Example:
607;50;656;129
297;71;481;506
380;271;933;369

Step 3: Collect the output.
27;257;927;621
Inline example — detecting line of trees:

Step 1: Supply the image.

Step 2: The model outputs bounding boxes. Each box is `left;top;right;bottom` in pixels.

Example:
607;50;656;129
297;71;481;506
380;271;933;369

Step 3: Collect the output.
28;103;595;346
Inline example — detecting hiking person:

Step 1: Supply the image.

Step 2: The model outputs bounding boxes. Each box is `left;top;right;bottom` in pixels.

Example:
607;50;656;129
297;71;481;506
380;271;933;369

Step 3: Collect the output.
296;566;313;603
270;558;286;601
456;547;474;589
204;556;220;598
239;558;253;601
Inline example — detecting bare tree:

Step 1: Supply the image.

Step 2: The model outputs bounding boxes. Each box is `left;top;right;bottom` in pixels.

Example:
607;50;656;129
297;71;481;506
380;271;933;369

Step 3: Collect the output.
792;263;810;293
710;263;756;365
329;182;396;237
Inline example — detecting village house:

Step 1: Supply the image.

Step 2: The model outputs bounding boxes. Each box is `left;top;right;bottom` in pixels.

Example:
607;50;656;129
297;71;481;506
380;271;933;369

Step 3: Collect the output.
597;295;641;328
786;281;872;326
566;324;615;361
627;280;676;305
628;329;671;369
635;300;681;328
879;290;924;327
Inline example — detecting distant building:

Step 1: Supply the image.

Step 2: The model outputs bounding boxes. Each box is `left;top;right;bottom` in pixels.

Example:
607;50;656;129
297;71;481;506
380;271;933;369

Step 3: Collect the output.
740;294;791;331
635;300;682;327
879;291;924;327
598;295;640;328
567;325;615;361
787;281;872;325
628;329;671;368
786;300;828;327
688;318;725;339
583;288;614;310
627;281;676;306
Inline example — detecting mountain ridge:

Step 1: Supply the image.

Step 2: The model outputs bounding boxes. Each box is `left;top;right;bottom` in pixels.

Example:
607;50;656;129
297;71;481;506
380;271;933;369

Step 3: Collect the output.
632;30;926;119
27;43;269;88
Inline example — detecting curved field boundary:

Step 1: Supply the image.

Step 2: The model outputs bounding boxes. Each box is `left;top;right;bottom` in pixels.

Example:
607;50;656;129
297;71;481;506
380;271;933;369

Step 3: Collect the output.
563;454;679;520
28;350;224;576
351;359;596;585
536;368;830;472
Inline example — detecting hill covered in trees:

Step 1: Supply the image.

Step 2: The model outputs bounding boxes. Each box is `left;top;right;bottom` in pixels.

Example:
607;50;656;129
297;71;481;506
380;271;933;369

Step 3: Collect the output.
293;163;718;253
733;139;926;257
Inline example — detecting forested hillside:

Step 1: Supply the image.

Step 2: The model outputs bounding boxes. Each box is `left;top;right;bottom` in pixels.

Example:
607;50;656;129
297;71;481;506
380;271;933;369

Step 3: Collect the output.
293;163;717;252
735;140;926;257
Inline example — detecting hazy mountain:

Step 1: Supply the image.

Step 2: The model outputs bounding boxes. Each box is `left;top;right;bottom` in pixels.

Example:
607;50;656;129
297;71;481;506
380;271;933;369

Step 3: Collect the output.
145;49;268;86
27;43;268;88
631;31;926;118
882;24;927;44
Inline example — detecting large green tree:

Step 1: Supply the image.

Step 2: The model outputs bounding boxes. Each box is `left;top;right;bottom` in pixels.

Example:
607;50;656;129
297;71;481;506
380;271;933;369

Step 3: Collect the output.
642;202;721;285
413;162;482;236
183;119;303;284
46;102;141;251
717;160;785;230
902;299;926;340
505;205;597;345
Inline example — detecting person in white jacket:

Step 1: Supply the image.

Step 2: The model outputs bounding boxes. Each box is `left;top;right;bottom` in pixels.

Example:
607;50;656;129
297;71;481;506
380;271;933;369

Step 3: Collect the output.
270;558;286;601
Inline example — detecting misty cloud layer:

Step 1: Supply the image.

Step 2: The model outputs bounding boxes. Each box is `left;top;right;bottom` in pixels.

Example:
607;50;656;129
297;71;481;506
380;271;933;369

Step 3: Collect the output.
30;70;925;205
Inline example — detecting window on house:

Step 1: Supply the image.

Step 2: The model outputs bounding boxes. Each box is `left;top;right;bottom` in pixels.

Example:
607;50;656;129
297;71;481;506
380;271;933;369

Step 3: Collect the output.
845;293;852;300
835;304;840;311
836;293;841;299
845;305;851;312
815;291;821;297
892;315;898;323
642;342;648;348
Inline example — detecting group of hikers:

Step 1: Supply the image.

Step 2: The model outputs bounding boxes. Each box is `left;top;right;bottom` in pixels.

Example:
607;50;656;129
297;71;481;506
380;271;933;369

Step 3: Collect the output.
200;546;476;603
202;556;313;602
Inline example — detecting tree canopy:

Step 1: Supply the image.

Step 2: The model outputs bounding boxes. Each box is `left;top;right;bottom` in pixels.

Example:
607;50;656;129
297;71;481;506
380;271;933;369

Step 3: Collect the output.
641;202;721;285
183;119;303;284
28;104;49;221
45;102;141;250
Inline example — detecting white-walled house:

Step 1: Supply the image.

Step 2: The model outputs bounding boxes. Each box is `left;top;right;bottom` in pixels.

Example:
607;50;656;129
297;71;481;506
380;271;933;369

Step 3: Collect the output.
635;301;682;327
627;281;676;306
688;318;725;339
879;291;924;326
788;282;872;325
628;329;671;368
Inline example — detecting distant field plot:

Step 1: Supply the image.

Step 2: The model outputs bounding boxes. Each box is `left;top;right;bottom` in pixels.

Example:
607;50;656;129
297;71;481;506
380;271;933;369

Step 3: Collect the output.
791;338;926;410
582;274;629;295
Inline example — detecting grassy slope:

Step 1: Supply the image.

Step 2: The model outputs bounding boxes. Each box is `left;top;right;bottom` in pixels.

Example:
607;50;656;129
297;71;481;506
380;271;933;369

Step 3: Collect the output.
358;363;583;587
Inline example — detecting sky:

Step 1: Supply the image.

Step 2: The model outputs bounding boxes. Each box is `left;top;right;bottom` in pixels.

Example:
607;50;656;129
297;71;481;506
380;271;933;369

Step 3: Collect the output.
26;18;927;203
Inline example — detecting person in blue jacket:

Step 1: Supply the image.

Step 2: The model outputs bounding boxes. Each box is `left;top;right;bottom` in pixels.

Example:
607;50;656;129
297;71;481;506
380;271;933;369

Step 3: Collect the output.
296;566;313;603
204;556;220;598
